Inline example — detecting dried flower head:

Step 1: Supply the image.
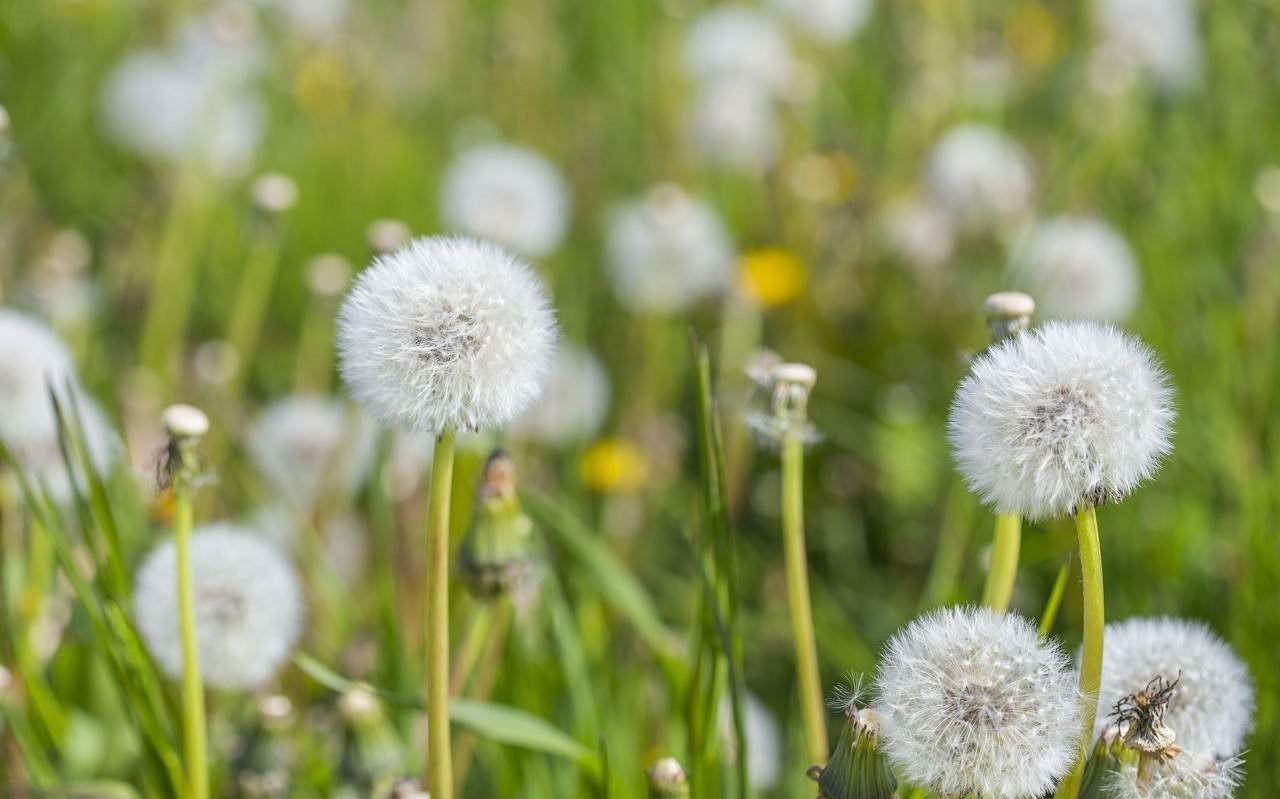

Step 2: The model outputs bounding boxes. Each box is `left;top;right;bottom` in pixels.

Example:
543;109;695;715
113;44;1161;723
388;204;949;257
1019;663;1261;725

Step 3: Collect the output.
440;143;570;259
683;6;793;95
1111;674;1182;761
1105;751;1243;799
134;523;303;689
508;343;610;445
874;606;1081;799
245;395;375;510
947;321;1175;520
336;236;558;432
1010;216;1140;322
925;124;1033;233
1098;617;1254;759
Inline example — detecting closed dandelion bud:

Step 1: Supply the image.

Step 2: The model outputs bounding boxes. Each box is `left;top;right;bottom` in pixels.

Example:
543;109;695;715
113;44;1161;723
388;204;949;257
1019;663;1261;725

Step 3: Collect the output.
458;450;537;598
338;683;402;787
646;757;690;799
813;679;897;799
161;403;210;488
983;290;1035;342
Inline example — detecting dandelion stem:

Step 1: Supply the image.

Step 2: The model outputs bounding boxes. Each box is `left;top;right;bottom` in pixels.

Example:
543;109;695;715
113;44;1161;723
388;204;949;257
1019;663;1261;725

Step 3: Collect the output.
1054;503;1104;799
172;480;208;799
781;431;828;765
980;512;1021;612
424;426;457;799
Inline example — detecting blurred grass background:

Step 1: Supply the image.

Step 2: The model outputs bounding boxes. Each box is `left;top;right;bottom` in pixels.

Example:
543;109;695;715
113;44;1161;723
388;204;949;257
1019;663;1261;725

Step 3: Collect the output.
2;0;1279;796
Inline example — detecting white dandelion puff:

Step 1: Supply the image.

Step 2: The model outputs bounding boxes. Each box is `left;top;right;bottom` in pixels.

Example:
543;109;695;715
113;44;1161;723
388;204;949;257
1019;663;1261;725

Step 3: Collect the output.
0;310;78;446
1098;617;1254;759
881;197;955;274
336;236;558;433
770;0;873;44
690;78;780;171
133;524;303;689
925;124;1034;233
1094;0;1201;93
683;6;794;96
508;344;610;446
440;143;570;259
1010;216;1140;322
9;396;119;506
1105;751;1243;799
947;321;1175;520
605;185;735;314
245;395;375;511
874;606;1081;799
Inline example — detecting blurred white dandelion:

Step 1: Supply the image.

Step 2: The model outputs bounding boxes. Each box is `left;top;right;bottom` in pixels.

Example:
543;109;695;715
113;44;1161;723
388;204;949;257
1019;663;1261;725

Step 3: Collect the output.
508;343;610;446
719;692;782;791
8;395;119;506
689;78;780;171
253;0;347;39
336;236;558;432
1010;215;1140;322
770;0;873;44
925;124;1034;233
134;523;303;689
254;503;368;586
605;185;735;314
0;310;79;443
440;143;570;259
874;606;1081;799
881;197;955;274
947;321;1175;520
1098;617;1254;759
683;6;794;96
1094;0;1201;94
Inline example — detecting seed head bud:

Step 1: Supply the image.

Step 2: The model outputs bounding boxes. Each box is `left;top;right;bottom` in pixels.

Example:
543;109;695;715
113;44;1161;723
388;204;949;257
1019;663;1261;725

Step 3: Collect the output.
814;681;896;799
389;778;430;799
983;291;1035;341
646;757;690;799
257;694;294;729
339;682;384;728
250;172;299;214
458;450;538;598
162;403;210;440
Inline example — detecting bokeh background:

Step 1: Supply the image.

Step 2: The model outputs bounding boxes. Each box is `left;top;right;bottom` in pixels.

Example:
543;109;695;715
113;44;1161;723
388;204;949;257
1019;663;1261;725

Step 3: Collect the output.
2;0;1279;796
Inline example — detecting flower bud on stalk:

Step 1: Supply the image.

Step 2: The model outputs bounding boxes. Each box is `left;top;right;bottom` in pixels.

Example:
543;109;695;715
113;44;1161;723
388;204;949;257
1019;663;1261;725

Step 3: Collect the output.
458;450;537;599
646;757;690;799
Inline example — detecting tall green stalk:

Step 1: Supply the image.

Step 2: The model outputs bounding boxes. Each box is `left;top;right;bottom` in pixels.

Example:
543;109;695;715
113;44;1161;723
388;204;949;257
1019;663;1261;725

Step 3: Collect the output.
782;432;828;765
1054;503;1104;799
172;478;208;799
980;512;1021;612
424;427;457;799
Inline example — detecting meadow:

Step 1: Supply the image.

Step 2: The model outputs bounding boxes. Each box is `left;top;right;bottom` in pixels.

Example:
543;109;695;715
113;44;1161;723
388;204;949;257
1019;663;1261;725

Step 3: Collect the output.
1;0;1278;797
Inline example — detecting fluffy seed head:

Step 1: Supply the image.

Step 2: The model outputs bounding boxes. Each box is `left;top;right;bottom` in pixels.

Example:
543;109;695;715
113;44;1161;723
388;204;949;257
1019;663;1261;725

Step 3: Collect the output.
881;198;956;273
336;236;558;432
1010;216;1140;322
683;6;794;95
925;124;1033;232
245;395;375;510
690;78;780;171
605;185;735;314
1105;751;1243;799
947;321;1175;519
874;606;1081;799
1098;617;1254;759
1094;0;1200;93
440;143;570;259
507;344;610;445
0;310;78;445
134;524;303;689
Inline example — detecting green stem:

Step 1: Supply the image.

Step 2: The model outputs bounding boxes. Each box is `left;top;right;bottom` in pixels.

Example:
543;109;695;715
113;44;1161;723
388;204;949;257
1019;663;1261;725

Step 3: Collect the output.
424;428;456;799
781;433;828;765
225;231;283;397
1054;503;1104;799
139;168;208;381
173;482;208;799
980;513;1021;612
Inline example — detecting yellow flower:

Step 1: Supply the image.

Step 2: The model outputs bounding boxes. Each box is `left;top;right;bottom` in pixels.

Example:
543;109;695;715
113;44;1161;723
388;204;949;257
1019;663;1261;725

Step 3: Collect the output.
580;438;649;493
1004;3;1059;68
738;248;806;307
295;50;353;117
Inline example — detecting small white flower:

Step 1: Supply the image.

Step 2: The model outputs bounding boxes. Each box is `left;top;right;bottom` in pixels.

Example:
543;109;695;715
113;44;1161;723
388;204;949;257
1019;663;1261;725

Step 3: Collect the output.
134;523;303;689
771;0;873;44
690;78;780;171
245;395;375;511
881;198;955;273
336;236;558;432
874;606;1081;799
1010;216;1140;322
683;6;794;96
947;321;1175;520
925;124;1034;233
1098;617;1253;759
1105;751;1243;799
1094;0;1201;93
508;344;610;445
605;185;735;314
440;143;570;259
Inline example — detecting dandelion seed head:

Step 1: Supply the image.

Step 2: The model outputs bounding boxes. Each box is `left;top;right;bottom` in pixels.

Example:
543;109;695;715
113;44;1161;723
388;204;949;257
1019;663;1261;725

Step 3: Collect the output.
6;395;119;506
925;125;1033;233
873;606;1081;799
440;143;570;259
1099;617;1254;758
1095;0;1200;93
134;524;303;689
508;344;610;446
882;198;955;274
0;310;78;445
683;6;794;95
770;0;873;44
1105;751;1243;799
336;236;557;433
246;395;374;510
1010;216;1140;322
690;78;780;171
947;321;1175;519
606;185;735;314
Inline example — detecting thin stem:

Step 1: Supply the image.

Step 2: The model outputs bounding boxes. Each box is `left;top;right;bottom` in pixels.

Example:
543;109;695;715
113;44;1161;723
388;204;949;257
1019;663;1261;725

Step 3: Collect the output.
980;512;1021;612
173;482;208;799
424;427;456;799
781;433;828;765
1054;503;1105;799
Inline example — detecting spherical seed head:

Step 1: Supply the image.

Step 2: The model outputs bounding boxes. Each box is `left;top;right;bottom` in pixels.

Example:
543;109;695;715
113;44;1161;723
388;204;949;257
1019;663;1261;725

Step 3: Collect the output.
250;171;299;213
1094;0;1201;93
163;403;210;439
440;143;570;259
1105;751;1243;799
947;321;1175;520
133;524;303;689
336;236;558;433
881;198;956;273
0;311;78;445
925;124;1033;232
1009;216;1140;322
718;692;782;790
245;395;375;511
8;395;120;506
690;77;780;171
507;343;611;445
873;606;1081;799
1098;617;1254;758
683;6;793;95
